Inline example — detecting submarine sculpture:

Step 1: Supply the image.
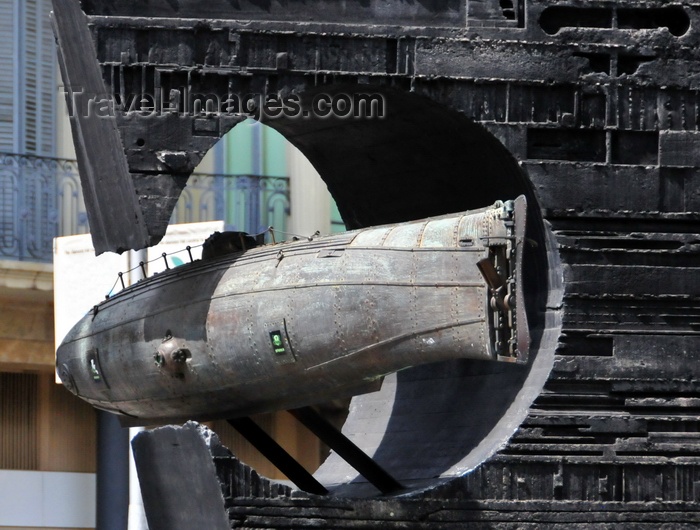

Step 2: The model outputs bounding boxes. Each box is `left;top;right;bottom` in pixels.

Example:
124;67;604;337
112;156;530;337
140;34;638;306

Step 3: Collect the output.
56;196;529;425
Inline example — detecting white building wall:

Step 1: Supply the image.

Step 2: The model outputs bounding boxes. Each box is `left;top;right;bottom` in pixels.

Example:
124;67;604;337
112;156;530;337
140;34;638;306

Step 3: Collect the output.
285;142;331;237
0;470;96;528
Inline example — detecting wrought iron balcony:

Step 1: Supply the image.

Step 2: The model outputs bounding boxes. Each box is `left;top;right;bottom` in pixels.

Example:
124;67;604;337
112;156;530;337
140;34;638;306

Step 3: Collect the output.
0;153;290;263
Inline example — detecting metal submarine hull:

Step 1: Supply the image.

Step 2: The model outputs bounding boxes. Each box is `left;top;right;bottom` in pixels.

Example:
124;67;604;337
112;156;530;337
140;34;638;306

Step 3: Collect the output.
56;197;529;425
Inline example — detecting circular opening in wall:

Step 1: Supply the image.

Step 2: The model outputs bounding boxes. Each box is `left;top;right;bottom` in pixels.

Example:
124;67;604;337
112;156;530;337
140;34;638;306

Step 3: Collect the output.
252;85;563;497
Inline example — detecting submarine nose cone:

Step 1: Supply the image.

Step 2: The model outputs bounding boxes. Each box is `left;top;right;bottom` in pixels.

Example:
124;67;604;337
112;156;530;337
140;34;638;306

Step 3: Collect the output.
55;310;98;398
56;330;84;397
56;353;79;397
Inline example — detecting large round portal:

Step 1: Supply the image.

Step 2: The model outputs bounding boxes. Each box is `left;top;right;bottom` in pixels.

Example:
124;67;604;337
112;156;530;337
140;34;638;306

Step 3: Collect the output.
259;87;563;496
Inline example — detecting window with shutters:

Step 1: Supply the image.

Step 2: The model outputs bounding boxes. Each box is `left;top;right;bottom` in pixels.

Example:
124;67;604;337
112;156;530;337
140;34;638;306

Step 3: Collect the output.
0;0;56;156
0;373;38;470
0;372;97;472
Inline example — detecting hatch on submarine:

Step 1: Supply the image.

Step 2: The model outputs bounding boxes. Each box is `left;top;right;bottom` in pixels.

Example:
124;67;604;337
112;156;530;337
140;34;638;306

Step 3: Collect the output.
56;196;529;426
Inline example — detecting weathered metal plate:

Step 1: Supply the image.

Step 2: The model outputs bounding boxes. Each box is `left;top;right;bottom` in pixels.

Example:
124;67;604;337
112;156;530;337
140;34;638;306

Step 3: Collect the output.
131;423;230;530
57;200;528;423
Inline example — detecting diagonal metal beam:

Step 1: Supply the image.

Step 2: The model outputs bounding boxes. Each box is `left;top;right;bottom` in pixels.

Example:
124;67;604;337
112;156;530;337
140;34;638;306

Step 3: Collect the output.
226;417;328;495
289;406;403;495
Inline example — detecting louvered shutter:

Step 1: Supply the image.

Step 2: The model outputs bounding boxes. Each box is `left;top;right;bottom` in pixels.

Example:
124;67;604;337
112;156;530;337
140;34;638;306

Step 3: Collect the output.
0;1;17;151
0;0;56;156
23;0;56;156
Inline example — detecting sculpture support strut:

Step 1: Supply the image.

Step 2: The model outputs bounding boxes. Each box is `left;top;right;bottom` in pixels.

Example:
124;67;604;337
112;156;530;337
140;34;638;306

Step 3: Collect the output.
289;407;403;495
227;417;328;496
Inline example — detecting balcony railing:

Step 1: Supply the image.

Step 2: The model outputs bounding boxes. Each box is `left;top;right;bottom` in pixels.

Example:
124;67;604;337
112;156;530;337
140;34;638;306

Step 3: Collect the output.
172;172;290;237
0;153;290;263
